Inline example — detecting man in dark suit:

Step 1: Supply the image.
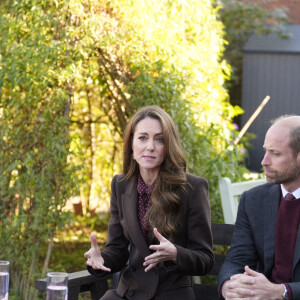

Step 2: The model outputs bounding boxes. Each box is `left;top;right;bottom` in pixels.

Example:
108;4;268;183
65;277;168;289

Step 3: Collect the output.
218;115;300;299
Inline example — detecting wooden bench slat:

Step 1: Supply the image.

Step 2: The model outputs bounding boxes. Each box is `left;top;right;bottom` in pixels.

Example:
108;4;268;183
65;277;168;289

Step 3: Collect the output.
208;254;225;276
211;222;235;245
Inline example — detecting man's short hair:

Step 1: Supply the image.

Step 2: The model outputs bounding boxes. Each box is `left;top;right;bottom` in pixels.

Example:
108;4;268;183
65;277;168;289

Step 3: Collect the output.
271;115;300;158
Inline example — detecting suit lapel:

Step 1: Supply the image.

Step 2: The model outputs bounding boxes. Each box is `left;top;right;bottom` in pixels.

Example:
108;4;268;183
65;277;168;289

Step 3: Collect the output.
293;223;300;275
263;184;281;274
121;177;151;257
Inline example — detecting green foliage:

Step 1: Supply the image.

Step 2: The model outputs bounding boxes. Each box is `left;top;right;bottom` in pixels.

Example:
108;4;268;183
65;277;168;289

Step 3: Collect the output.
217;0;289;107
110;0;248;221
0;0;251;298
66;0;248;220
0;0;78;298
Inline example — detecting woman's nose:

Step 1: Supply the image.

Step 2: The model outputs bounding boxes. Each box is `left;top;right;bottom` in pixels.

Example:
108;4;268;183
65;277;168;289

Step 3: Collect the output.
146;139;154;150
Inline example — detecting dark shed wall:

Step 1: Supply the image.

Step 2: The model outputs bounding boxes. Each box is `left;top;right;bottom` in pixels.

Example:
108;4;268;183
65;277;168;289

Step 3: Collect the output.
241;25;300;172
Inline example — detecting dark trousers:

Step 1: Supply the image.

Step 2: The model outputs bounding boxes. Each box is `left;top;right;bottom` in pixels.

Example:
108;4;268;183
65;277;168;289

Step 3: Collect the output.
100;287;196;300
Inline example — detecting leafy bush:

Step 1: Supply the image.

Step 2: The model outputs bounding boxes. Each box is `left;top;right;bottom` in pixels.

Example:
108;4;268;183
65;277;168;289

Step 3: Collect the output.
0;0;249;298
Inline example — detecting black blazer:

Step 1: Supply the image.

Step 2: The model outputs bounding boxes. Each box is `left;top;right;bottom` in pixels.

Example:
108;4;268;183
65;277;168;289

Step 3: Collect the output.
218;183;300;299
88;173;214;299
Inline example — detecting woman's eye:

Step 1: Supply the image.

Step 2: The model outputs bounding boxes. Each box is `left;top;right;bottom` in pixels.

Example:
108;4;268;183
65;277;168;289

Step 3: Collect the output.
139;136;146;141
156;137;164;143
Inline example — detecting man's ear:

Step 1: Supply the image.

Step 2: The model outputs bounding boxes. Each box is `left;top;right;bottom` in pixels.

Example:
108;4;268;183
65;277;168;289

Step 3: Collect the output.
296;152;300;166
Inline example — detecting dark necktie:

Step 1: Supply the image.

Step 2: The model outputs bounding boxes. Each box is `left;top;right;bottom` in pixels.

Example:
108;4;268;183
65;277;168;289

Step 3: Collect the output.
285;193;296;201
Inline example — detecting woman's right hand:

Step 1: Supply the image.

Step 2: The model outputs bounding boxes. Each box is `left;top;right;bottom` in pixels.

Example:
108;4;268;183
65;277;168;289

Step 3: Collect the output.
84;233;111;272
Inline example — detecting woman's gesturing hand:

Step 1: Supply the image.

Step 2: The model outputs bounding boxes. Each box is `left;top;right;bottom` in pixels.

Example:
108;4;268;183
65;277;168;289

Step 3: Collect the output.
143;228;178;272
84;233;111;272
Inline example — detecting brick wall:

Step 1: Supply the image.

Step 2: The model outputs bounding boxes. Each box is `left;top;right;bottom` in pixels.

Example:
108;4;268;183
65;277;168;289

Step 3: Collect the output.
244;0;300;24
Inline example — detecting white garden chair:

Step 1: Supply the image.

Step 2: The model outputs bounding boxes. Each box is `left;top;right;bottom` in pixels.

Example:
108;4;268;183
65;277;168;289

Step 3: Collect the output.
218;177;267;224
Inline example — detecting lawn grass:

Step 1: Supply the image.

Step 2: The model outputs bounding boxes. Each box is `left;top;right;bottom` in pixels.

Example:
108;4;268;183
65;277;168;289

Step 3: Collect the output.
46;213;109;273
35;213;109;299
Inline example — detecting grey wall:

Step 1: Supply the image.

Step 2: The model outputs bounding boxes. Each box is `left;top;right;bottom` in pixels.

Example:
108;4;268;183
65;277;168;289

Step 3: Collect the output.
241;26;300;171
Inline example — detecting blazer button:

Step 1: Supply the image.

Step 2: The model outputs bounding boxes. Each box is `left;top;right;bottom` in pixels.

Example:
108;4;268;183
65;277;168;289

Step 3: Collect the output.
147;292;153;298
126;289;134;297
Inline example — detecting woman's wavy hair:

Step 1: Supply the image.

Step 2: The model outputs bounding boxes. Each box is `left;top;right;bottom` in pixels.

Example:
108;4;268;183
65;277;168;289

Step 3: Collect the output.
122;106;187;240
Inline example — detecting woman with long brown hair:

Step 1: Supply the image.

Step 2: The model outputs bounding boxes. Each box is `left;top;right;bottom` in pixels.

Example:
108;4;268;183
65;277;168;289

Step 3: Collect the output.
84;106;213;300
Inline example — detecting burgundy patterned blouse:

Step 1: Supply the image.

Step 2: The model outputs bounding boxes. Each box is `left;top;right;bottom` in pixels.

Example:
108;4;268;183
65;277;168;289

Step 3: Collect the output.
137;175;156;239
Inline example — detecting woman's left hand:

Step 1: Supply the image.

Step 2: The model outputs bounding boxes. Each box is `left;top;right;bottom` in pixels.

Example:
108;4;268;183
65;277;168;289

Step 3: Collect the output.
143;228;177;272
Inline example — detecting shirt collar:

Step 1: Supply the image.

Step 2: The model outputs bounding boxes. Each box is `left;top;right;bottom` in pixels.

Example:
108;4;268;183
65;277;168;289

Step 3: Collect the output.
137;174;156;196
281;184;300;199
